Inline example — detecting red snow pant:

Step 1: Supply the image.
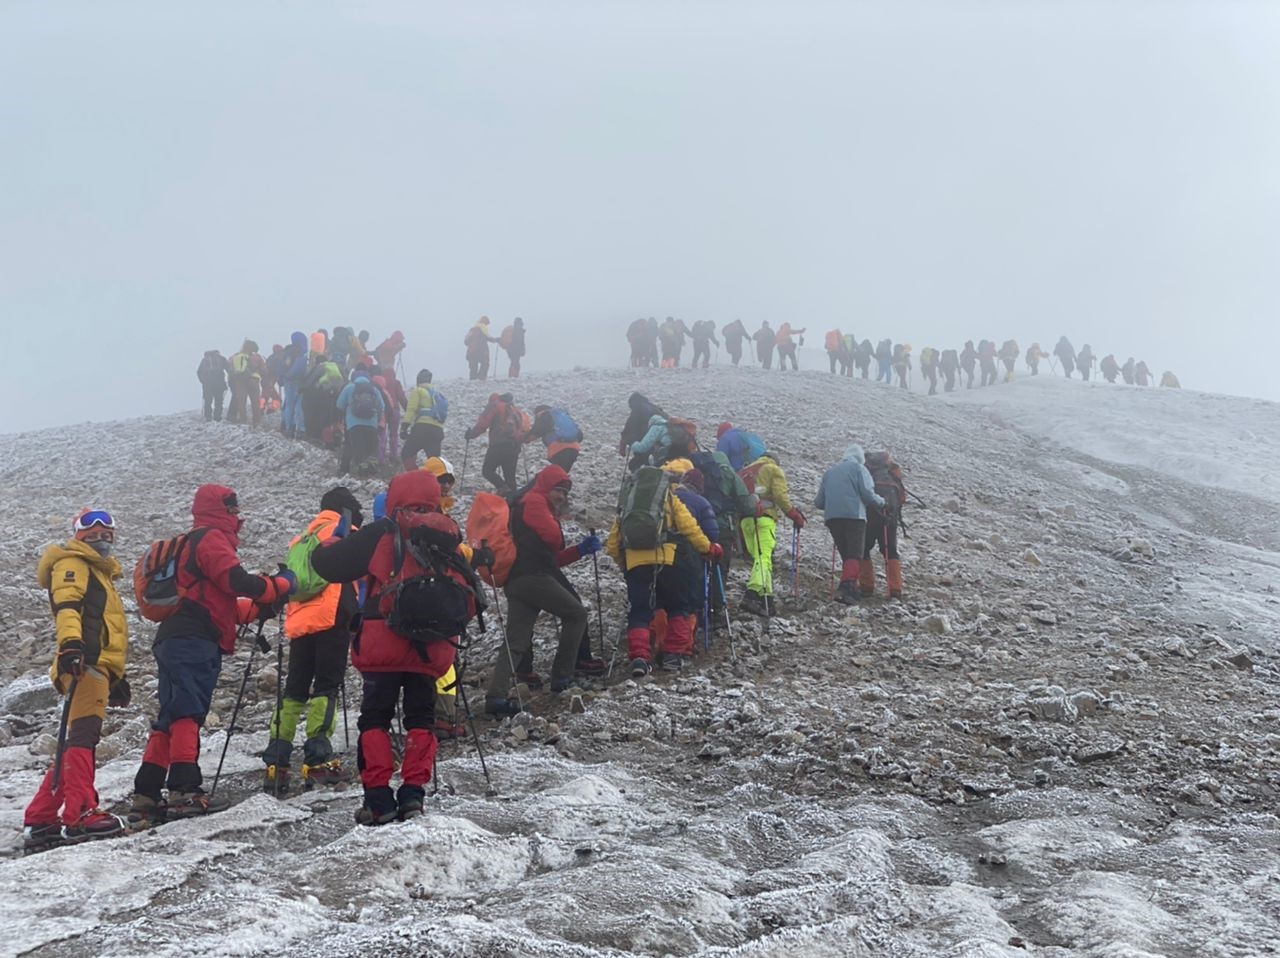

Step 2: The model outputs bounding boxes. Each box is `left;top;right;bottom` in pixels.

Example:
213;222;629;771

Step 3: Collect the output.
357;672;438;789
24;670;108;826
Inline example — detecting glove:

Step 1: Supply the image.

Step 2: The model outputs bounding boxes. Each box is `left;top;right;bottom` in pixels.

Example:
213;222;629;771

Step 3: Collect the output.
400;422;410;440
56;641;85;678
108;677;131;709
260;570;297;605
471;544;496;571
786;508;806;529
577;534;603;558
708;543;724;560
255;602;277;625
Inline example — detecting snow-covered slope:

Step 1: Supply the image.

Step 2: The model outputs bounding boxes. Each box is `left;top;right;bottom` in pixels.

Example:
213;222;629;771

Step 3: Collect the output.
0;367;1276;958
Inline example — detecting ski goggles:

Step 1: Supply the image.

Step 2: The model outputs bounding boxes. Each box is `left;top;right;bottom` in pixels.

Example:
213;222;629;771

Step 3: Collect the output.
74;510;116;532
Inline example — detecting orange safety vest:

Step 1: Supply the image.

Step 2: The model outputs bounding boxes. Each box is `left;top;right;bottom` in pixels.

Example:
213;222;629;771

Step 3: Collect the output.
284;511;344;639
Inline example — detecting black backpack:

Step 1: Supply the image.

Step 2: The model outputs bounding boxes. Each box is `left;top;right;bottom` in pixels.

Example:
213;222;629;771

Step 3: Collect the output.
689;451;733;516
351;381;379;419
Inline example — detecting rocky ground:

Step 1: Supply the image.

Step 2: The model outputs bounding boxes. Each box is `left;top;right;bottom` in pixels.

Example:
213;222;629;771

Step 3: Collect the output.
0;365;1276;957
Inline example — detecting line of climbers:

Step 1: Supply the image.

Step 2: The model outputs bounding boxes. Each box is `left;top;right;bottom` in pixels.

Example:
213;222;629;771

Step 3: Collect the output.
20;393;913;851
823;332;1180;393
622;320;1181;390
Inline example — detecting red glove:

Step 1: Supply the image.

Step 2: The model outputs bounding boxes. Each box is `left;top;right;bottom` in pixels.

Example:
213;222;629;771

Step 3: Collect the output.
708;543;724;560
786;508;806;529
259;573;297;605
235;596;257;625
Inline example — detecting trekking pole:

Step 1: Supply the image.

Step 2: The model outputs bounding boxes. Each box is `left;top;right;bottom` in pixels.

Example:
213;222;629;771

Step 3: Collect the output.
455;679;497;797
272;614;286;798
489;582;522;709
703;560;712;654
211;620;268;800
714;565;737;663
460;439;471;491
791;525;801;597
830;542;839;600
590;527;605;661
340;673;350;750
50;675;80;792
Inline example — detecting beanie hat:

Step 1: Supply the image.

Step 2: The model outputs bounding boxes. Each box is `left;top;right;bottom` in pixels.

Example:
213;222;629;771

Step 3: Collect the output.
717;422;733;439
320;486;364;528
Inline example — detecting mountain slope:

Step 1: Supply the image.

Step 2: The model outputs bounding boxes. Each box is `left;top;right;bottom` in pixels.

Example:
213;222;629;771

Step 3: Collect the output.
0;366;1276;958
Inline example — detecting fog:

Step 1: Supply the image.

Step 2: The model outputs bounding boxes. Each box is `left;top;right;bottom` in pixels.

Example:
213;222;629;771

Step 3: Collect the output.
2;1;1277;433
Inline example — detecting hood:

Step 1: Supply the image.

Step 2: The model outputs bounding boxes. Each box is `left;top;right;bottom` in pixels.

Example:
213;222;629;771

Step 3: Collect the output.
532;464;572;495
648;414;665;428
193;483;242;536
717;421;733;439
628;392;650;412
291;331;307;347
36;539;122;587
352;373;370;384
662;458;694;475
242;339;258;354
390;330;404;344
372;376;386;388
386;470;440;524
842;444;865;463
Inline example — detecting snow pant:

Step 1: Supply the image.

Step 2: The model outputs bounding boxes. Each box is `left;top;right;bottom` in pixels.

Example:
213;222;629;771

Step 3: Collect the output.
624;564;696;661
25;668;109;826
134;637;221;798
1002;358;1016;381
202;385;225;422
401;422;443;470
862;510;902;597
490;574;588;698
962;365;975;388
385;409;401;460
1080;366;1090;382
483;439;520;492
263;626;349;768
507;352;522;378
895;365;909;388
282;382;304;435
692;341;712;368
857;361;870;379
228;376;249;423
943;368;956;392
876;359;891;383
1058;357;1074;377
468;352;489;380
758;346;774;369
302;388;338;442
341;423;379;475
356;671;436;793
1029;361;1040;376
740;515;778;597
727;345;742;366
924;367;938;395
549;447;580;472
826;518;866;587
828;351;839;374
980;361;997;387
777;344;798;370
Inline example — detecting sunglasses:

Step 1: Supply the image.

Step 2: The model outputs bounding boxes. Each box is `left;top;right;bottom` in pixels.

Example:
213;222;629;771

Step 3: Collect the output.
74;510;116;532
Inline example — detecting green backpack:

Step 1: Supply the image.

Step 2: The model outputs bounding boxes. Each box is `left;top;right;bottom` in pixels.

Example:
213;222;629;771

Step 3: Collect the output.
617;465;672;551
285;530;330;602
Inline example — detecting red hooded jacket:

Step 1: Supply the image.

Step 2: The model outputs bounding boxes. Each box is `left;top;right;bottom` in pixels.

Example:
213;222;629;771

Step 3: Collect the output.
311;470;459;678
509;465;579;587
157;484;280;653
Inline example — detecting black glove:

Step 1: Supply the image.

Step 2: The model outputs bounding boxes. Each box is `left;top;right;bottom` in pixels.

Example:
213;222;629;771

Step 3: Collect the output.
471;545;496;571
57;641;85;678
108;677;131;708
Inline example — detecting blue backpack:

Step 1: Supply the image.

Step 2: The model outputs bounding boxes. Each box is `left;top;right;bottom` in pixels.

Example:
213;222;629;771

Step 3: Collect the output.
549;408;583;443
429;388;449;424
742;431;767;463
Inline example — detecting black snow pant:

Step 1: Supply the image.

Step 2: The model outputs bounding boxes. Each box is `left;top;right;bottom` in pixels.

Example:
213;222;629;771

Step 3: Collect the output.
202;386;225;421
303;389;337;442
980;361;997;387
962;365;975;388
864;510;900;561
828;352;839;374
342;424;379;475
468;353;489;380
826;518;867;562
943;369;956;392
924;367;938;395
692;341;712;368
401;422;443;469
483;439;520;492
778;344;798;370
549;447;580;472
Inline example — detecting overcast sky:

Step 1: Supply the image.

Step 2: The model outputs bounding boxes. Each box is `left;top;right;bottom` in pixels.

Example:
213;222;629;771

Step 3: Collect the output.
2;1;1277;432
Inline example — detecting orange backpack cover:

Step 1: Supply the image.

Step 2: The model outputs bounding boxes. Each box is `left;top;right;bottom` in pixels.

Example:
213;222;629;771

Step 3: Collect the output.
465;492;516;587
